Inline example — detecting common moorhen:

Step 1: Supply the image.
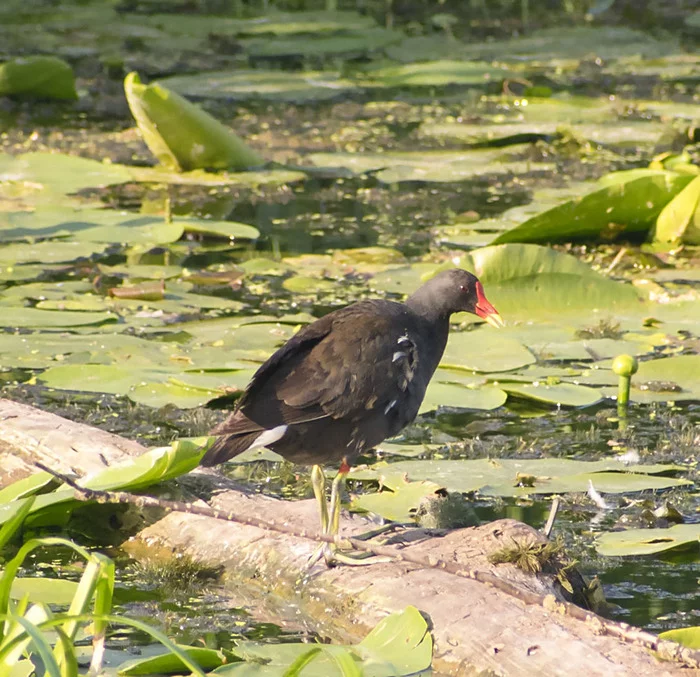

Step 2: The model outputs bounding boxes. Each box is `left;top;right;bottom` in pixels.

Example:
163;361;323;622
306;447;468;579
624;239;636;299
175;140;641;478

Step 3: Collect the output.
201;268;503;564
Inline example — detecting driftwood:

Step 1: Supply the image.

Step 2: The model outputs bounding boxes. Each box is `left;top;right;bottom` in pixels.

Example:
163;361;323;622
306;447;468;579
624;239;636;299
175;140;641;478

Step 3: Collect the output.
1;398;697;676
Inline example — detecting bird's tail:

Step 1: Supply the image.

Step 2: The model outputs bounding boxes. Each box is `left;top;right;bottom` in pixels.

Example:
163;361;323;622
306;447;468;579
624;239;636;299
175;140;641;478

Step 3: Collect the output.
201;431;262;467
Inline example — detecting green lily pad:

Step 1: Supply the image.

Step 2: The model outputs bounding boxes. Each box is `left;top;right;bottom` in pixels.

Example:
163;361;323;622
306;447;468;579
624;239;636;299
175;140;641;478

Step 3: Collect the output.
352;476;442;522
362;60;511;87
492;172;693;245
353;458;690;498
419;382;507;413
0;152;133;196
0;308;116;329
125;72;264;172
653;174;700;245
130;380;221;408
0;240;109;264
441;330;536;373
499;382;603;407
465;244;643;319
242;27;400;58
179;218;259;240
0;55;77;100
658;626;700;650
38;364;169;395
159;69;356;103
596;523;700;556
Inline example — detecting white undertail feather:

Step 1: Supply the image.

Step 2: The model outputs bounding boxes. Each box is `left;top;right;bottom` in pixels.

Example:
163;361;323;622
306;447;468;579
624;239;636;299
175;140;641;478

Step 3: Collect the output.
247;425;288;451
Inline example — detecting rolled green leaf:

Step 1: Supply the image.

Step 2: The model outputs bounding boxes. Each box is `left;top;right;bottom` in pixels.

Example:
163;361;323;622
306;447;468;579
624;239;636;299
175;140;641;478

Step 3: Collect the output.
0;56;77;100
124;72;264;172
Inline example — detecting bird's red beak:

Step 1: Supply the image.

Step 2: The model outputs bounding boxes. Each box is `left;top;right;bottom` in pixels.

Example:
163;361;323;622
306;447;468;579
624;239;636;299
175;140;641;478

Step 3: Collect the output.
474;282;505;328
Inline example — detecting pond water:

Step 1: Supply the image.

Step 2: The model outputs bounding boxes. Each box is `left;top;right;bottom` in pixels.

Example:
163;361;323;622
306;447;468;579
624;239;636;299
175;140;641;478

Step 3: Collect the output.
1;0;699;669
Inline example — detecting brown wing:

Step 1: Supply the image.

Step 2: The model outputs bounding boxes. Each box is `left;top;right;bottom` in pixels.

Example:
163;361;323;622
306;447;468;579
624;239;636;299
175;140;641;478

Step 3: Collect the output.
203;301;431;465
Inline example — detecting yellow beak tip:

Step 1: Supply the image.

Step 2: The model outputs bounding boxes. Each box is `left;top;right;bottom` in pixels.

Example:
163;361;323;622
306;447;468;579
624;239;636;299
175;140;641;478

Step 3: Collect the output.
484;313;505;329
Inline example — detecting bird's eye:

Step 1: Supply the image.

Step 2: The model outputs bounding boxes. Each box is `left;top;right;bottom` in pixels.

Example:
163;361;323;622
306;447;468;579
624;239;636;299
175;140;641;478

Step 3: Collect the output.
459;284;466;292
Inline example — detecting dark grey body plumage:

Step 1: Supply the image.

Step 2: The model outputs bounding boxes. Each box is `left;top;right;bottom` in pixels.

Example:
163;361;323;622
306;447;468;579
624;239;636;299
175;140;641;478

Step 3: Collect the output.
202;299;449;467
201;269;501;470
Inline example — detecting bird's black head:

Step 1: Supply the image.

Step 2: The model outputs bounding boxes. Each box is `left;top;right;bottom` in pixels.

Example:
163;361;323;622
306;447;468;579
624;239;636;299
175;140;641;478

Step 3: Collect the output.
406;268;504;327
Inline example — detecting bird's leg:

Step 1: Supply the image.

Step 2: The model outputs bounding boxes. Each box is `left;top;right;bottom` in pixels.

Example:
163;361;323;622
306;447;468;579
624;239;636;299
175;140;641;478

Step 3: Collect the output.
327;460;350;541
310;464;329;534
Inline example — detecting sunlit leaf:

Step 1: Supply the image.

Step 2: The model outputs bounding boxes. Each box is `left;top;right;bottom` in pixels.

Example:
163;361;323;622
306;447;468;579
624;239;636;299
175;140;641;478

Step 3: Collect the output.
0;56;76;100
596;524;700;556
124;72;264;171
653;175;700;245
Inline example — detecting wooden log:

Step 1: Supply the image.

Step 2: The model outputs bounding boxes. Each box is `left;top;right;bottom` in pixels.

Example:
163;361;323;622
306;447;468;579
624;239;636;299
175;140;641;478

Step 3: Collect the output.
0;399;694;676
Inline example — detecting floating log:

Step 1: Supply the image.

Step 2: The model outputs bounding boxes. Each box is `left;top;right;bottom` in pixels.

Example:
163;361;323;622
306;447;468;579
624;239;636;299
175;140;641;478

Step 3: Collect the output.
0;398;695;676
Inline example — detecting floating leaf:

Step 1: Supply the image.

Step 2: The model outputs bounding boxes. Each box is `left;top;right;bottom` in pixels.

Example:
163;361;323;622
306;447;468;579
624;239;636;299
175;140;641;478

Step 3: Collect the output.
0;56;76;100
179;218;259;240
118;645;225;675
0;152;132;196
160;69;356;103
352;476;442;522
441;330;536;373
352;458;690;498
419;382;507;413
492;172;693;244
499;382;603;407
596;524;700;556
124;72;264;171
653;175;700;245
658;626;700;650
362;60;511;87
0;308;116;329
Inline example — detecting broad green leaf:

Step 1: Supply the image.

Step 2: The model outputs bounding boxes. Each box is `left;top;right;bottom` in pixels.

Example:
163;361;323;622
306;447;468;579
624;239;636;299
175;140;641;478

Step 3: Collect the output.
419;382;507;413
596;524;700;556
0;56;76;100
499;382;603;407
658;626;700;650
0;152;132;196
9;579;79;606
242;27;400;58
653;175;700;245
441;330;536;372
492;172;693;244
124;72;263;172
159;70;355;103
464;244;643;319
352;458;690;498
361;60;511;87
0;308;116;329
0;473;54;504
117;645;225;675
0;240;109;264
39;364;169;395
631;355;700;401
0;497;35;550
357;605;432;674
352;477;442;522
129;380;221;409
179;218;259;240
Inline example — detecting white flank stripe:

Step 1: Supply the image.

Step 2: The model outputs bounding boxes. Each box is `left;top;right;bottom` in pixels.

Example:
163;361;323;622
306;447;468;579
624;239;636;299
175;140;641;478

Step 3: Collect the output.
248;425;288;451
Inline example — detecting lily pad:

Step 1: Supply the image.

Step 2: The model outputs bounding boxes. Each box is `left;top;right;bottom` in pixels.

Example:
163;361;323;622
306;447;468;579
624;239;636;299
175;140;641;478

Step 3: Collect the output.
125;72;264;172
653;174;700;245
499;382;603;407
0;152;132;196
362;60;511;87
419;382;507;413
596;523;700;556
658;627;700;650
352;476;442;522
0;55;77;100
492;172;693;245
160;70;356;103
352;458;690;498
441;330;536;373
